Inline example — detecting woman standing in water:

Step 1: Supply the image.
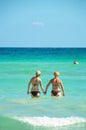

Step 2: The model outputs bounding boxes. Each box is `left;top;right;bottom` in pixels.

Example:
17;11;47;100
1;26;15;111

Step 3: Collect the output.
45;72;65;96
27;71;45;98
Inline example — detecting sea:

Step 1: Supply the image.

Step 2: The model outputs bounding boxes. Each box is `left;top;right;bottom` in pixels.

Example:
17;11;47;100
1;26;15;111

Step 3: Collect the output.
0;47;86;130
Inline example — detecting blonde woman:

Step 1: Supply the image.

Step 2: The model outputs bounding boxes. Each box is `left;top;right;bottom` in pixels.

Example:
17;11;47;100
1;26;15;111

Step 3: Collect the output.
45;72;65;96
27;71;45;97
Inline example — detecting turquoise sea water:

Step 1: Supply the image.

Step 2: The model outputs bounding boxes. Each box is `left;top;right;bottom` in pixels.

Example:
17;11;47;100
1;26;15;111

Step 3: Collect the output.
0;48;86;130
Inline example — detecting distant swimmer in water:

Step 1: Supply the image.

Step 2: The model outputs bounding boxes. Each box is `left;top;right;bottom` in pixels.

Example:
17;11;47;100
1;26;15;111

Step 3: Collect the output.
45;72;65;97
27;71;45;98
74;61;79;64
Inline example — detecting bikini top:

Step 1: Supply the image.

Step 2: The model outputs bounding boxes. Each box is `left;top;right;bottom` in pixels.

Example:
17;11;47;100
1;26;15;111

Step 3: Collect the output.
33;78;40;86
53;83;60;86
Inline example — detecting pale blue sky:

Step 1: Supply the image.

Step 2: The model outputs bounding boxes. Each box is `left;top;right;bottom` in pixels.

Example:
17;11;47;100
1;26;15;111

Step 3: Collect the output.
0;0;86;47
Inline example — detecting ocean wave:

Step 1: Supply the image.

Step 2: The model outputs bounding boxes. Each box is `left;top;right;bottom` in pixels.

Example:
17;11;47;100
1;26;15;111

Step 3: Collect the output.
13;116;86;127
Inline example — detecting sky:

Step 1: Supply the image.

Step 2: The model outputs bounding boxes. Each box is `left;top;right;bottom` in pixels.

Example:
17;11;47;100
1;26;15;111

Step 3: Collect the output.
0;0;86;47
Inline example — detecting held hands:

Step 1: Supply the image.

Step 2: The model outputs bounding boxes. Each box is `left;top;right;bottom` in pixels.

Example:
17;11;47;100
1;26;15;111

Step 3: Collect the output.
27;91;31;94
43;91;47;95
27;91;29;94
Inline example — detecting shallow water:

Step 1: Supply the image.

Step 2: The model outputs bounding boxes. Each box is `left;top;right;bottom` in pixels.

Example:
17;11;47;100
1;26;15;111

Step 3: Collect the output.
0;48;86;130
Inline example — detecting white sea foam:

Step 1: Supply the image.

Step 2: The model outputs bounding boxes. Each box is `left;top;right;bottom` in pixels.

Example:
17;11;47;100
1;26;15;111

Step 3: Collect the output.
13;116;86;127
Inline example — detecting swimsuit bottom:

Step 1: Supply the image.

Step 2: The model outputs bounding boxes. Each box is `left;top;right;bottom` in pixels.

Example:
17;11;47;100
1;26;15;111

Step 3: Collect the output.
51;90;60;96
31;91;40;96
